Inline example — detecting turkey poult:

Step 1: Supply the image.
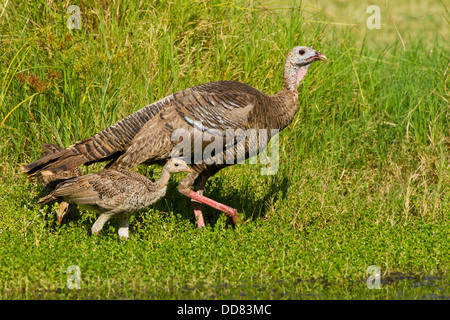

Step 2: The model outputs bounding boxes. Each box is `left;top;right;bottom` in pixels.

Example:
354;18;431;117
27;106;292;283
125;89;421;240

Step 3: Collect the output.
38;158;192;239
24;46;326;228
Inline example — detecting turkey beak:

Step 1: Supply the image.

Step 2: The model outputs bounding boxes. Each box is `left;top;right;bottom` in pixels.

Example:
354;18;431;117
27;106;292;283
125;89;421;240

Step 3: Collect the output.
315;51;327;61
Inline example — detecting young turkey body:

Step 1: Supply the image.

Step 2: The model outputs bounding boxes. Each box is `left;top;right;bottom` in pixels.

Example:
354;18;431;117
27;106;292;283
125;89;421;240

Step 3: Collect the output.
38;159;191;239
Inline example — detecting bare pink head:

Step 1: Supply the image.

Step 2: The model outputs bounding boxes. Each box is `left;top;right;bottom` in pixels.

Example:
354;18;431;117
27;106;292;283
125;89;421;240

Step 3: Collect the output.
284;46;327;96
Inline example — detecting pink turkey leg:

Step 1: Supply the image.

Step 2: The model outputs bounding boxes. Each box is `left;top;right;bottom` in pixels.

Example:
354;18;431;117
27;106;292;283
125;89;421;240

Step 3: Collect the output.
192;202;206;228
183;189;239;226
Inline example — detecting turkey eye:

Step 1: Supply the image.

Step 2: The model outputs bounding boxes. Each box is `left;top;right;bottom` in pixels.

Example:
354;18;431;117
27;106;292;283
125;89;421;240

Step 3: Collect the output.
175;163;179;166
299;49;305;55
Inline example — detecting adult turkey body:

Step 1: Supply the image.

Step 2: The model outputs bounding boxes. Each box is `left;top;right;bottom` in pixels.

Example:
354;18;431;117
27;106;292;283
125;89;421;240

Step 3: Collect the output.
23;46;326;227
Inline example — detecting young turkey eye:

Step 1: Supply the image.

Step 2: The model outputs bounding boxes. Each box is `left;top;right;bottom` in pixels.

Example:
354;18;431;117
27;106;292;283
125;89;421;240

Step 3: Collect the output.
299;49;305;55
175;163;179;166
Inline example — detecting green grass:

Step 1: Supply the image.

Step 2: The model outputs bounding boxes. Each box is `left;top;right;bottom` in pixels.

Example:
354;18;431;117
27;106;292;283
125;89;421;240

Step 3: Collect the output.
0;0;449;299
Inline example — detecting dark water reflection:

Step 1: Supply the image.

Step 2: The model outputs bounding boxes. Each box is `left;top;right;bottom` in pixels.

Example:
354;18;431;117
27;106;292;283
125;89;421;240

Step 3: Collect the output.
171;273;449;300
25;273;449;299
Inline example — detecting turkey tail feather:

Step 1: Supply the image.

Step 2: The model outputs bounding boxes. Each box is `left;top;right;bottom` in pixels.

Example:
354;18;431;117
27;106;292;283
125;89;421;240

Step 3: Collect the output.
22;101;166;176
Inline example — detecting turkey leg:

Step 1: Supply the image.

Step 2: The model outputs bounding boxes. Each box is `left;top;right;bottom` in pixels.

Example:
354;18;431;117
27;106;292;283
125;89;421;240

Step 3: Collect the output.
179;188;239;226
178;170;239;227
192;198;206;228
191;172;209;228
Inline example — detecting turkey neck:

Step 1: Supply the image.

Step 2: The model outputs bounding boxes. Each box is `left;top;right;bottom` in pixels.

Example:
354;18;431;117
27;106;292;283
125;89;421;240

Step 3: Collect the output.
270;58;309;130
145;167;171;192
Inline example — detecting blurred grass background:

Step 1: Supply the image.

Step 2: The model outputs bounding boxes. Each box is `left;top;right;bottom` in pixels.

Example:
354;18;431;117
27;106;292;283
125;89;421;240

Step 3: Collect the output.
0;0;448;299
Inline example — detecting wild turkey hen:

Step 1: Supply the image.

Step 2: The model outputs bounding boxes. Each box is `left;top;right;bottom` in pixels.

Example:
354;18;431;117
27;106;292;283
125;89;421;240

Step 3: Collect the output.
38;158;192;239
37;143;81;191
23;46;326;227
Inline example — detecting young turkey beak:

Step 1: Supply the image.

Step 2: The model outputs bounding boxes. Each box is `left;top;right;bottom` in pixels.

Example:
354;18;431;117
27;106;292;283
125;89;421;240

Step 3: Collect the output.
56;202;69;225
